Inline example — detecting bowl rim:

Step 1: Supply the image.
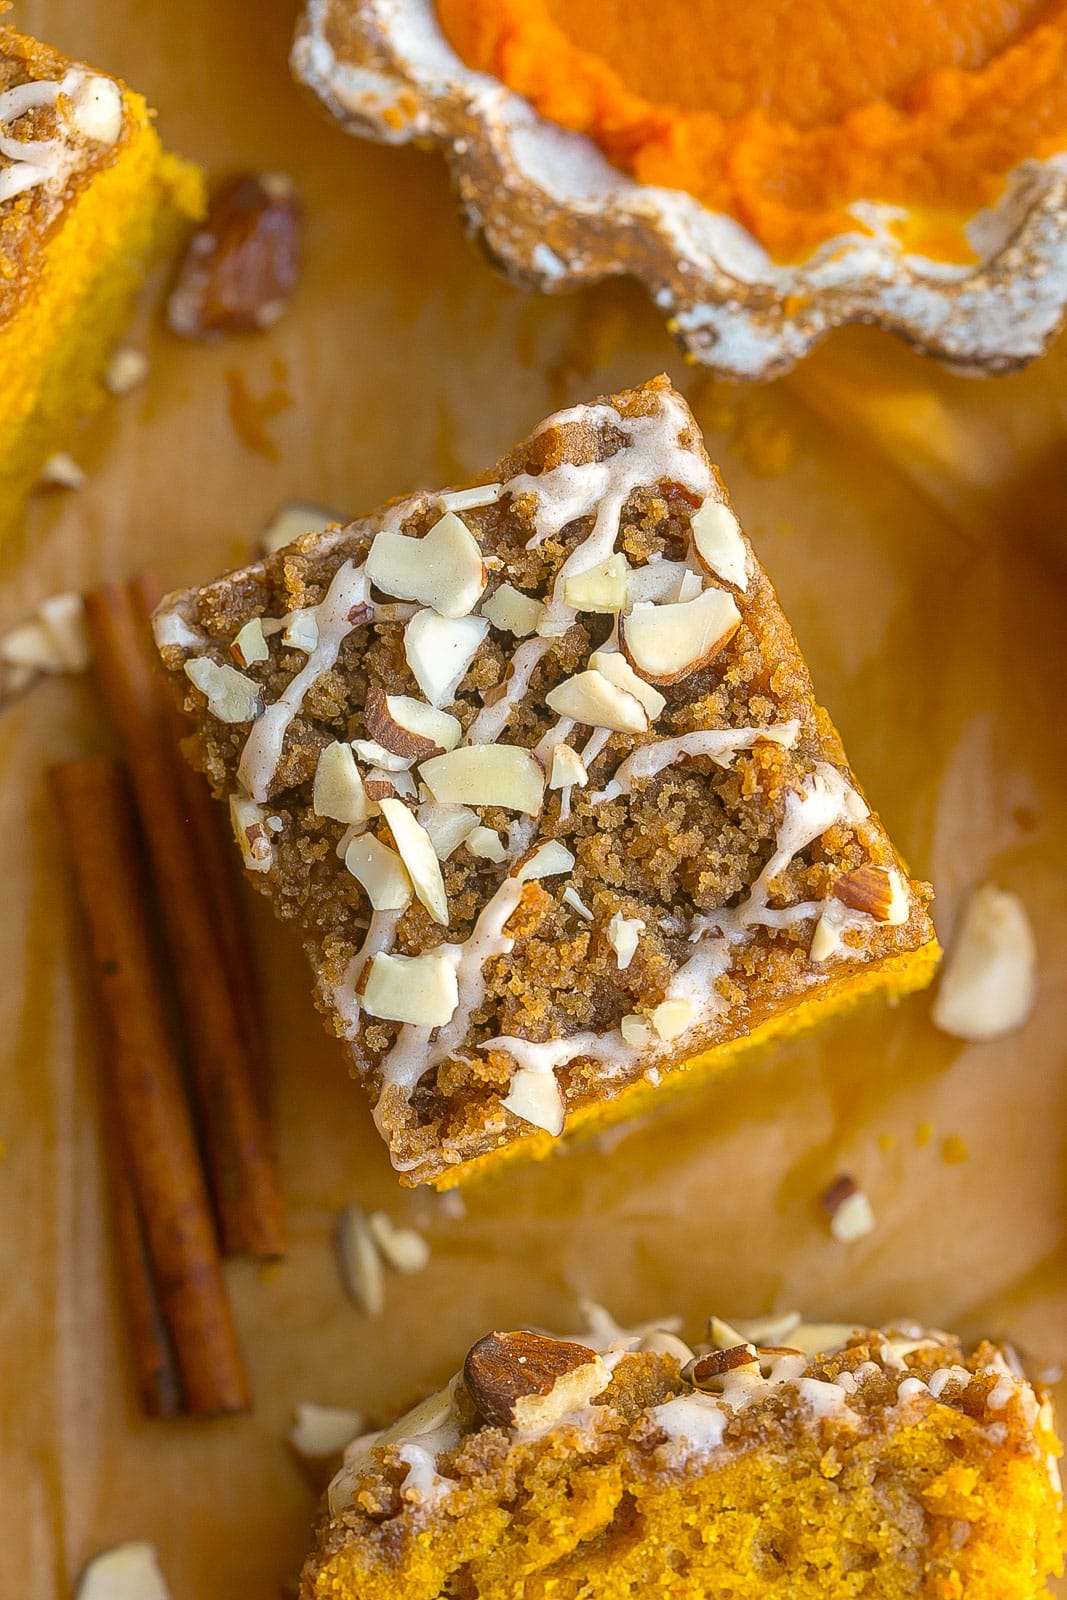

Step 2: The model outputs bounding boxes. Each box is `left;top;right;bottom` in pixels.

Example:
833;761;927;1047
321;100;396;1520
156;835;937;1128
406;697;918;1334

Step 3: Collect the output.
293;0;1067;381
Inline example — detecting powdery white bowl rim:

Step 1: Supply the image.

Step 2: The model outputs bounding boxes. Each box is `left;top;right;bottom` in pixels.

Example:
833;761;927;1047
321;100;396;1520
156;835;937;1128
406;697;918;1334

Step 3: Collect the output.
293;0;1067;381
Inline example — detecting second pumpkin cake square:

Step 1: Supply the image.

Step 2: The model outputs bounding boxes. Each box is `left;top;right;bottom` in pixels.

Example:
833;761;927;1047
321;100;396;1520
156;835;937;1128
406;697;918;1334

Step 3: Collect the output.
154;375;938;1187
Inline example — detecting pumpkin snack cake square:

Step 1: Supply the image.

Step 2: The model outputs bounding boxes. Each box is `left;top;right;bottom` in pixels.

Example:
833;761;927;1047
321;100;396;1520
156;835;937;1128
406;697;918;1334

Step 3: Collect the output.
300;1313;1063;1599
0;26;202;541
153;376;938;1188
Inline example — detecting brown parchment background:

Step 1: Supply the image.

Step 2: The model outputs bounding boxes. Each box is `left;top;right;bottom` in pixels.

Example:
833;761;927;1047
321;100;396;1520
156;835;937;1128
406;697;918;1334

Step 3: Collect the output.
1;1;1066;1594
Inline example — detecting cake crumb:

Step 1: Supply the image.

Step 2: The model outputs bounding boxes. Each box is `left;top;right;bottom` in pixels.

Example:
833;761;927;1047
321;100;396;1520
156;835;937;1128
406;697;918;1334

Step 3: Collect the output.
941;1134;969;1165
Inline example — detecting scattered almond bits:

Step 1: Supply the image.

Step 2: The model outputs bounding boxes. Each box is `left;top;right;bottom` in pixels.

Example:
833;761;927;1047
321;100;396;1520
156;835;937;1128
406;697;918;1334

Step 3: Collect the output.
38;451;87;491
167;172;301;339
820;1174;876;1243
288;1402;365;1461
76;1543;171;1600
932;883;1037;1041
463;1330;610;1431
335;1206;385;1317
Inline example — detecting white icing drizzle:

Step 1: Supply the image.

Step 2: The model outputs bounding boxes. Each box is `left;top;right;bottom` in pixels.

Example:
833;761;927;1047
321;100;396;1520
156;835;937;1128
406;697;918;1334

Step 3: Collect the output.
466;390;710;745
375;873;526;1131
578;723;614;771
323;1310;1038;1521
653;1348;859;1462
332;908;403;1036
237;561;370;801
0;70;120;203
593;720;801;801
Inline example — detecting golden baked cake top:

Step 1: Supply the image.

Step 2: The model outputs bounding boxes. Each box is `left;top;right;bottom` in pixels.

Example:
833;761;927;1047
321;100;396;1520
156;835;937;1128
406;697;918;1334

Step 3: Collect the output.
154;376;936;1187
304;1309;1063;1600
0;27;135;316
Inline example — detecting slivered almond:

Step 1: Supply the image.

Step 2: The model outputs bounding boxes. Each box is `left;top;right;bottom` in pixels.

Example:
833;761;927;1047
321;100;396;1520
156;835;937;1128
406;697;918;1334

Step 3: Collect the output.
184;656;261;722
38;593;91;671
620;1013;654;1048
684;1344;761;1391
404;610;488;706
379;798;449;925
343;832;412;910
281;609;319;653
588;649;666;721
104;345;149;397
546;668;648;734
39;452;86;490
366;1212;431;1274
821;1174;876;1243
261;499;341;556
231;617;269;667
833;865;909;924
367;511;486;618
625;560;692;606
515;840;575;882
419;744;544;815
75;1544;171;1600
501;1068;566;1135
548;745;588;791
362;950;459;1026
314;741;371;825
466;825;506;863
336;1206;384;1316
363;766;417;803
365;681;461;759
288;1403;365;1460
621;588;741;684
482;583;545;637
606;912;644;970
438;482;504;513
418;802;479;860
230;795;273;873
562;552;630;613
463;1331;610;1431
691;498;749;590
352;737;414;772
932;884;1037;1042
651;998;693;1041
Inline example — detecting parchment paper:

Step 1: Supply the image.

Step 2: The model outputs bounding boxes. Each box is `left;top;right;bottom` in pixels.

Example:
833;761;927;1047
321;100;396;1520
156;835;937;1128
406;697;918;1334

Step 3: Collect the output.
2;1;1065;1594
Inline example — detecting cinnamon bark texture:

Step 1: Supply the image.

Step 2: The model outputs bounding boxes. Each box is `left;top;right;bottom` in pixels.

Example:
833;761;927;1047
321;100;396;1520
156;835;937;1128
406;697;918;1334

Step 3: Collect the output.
103;1108;184;1419
51;756;250;1416
84;581;284;1257
130;571;271;1118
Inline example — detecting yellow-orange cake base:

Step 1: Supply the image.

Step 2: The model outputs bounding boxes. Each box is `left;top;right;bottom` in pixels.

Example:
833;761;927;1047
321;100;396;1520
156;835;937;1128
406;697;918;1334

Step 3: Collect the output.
304;1318;1063;1600
430;936;941;1189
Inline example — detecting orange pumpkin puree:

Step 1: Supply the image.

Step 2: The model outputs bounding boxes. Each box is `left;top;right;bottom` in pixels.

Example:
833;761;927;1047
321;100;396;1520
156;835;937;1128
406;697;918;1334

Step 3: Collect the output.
436;0;1067;261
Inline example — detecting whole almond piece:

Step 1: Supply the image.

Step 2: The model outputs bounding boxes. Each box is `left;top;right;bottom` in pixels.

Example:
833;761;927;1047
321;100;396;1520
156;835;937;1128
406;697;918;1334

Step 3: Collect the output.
463;1330;610;1431
167;173;301;340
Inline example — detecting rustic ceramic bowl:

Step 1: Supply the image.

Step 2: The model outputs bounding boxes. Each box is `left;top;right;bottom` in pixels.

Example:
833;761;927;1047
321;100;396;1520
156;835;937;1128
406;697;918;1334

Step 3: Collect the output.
292;0;1067;381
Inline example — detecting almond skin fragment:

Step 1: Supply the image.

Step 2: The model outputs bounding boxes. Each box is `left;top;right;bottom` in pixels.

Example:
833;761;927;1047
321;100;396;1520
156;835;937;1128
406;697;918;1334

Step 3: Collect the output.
463;1330;610;1431
167;172;301;340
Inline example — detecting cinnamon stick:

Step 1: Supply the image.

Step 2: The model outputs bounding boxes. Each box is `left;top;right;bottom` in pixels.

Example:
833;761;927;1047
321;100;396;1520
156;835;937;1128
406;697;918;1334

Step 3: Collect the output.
51;757;250;1415
130;570;270;1117
104;1110;184;1419
83;582;285;1259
